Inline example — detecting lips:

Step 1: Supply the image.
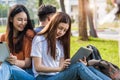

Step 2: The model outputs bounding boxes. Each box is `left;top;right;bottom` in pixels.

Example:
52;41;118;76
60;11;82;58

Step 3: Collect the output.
19;25;25;31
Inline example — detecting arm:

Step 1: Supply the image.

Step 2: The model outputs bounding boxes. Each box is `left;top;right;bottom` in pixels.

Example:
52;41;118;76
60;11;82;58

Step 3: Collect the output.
33;57;71;73
7;30;35;68
33;57;61;72
7;54;31;68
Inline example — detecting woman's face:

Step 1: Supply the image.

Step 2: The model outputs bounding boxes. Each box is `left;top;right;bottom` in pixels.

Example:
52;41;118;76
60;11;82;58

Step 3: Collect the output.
56;22;69;38
12;12;27;32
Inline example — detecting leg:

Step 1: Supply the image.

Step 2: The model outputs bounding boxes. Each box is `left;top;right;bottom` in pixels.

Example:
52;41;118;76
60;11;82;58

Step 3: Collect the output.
0;62;11;80
88;66;112;80
75;62;103;80
10;65;35;80
48;62;103;80
24;68;34;76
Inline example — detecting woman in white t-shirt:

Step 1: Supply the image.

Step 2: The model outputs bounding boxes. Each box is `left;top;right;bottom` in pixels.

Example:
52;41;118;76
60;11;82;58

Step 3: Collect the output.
31;12;111;80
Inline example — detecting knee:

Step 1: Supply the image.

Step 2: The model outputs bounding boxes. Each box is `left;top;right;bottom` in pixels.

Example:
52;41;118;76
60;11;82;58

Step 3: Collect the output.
1;62;10;68
71;62;86;69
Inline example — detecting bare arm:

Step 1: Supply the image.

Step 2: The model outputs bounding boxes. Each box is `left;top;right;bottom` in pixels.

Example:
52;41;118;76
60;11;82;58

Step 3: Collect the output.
33;57;71;73
6;54;31;68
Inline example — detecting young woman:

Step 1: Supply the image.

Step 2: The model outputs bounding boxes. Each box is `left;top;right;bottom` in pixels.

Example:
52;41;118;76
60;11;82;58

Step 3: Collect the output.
31;12;111;80
0;4;35;80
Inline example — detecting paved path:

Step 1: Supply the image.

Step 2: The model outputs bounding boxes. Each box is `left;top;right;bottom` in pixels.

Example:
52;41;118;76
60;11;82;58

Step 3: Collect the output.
71;28;120;41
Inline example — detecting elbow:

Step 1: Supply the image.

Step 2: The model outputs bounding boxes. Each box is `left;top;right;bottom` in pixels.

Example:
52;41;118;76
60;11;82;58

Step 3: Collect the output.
35;65;42;72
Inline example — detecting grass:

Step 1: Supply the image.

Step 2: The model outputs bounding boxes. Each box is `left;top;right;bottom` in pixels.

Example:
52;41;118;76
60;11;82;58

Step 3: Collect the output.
70;36;119;67
0;26;6;33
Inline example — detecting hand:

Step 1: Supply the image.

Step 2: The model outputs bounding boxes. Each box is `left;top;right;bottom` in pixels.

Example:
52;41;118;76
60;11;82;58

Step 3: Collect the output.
59;59;71;71
79;56;87;66
6;53;17;65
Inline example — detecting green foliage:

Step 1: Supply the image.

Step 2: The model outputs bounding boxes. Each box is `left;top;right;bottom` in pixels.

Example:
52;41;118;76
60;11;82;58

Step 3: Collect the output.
106;0;114;13
38;0;59;8
71;36;120;67
0;4;9;17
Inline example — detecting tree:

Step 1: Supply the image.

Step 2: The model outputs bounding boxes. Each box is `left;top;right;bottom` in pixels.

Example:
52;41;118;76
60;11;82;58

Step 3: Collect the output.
59;0;66;13
78;0;88;40
86;0;98;37
38;0;59;8
39;0;43;6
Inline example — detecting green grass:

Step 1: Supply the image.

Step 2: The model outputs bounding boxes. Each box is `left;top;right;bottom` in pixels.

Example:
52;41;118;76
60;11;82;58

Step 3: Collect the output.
0;26;6;33
70;36;120;67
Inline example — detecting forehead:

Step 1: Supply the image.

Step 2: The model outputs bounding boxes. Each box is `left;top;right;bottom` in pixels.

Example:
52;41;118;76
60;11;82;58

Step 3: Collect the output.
14;12;27;18
58;22;69;28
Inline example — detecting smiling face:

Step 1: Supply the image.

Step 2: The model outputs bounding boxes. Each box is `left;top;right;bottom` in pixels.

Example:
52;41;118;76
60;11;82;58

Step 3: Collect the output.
56;22;69;38
12;12;27;33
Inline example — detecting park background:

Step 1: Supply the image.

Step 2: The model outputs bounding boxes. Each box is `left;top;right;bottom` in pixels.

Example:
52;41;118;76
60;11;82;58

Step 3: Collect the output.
0;0;120;67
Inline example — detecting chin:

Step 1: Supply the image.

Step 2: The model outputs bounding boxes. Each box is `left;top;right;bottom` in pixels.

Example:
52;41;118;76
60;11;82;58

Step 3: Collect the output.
19;28;24;31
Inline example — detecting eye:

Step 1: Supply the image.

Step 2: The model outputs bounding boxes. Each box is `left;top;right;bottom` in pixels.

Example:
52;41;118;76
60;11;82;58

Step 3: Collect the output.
17;18;22;21
58;26;63;30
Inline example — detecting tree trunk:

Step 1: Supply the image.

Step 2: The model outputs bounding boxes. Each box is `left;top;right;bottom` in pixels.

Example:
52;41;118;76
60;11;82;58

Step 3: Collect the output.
39;0;43;6
60;0;66;13
78;0;88;40
86;0;98;37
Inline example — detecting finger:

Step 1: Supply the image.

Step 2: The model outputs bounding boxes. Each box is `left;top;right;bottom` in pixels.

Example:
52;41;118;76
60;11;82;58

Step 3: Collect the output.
83;56;87;62
65;59;71;62
79;59;82;62
64;61;71;65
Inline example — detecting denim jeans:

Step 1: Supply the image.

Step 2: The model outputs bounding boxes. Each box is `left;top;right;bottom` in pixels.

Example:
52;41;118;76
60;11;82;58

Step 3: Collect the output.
0;62;11;80
88;66;111;80
9;65;35;80
36;62;111;80
0;62;35;80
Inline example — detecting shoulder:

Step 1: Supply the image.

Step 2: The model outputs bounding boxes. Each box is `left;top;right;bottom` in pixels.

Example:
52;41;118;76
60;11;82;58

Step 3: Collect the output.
0;33;6;42
25;29;35;39
32;35;46;45
33;35;45;42
34;26;44;33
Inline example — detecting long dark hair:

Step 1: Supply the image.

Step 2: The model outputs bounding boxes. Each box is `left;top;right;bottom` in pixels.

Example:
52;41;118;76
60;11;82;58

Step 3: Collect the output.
38;12;71;59
6;4;33;53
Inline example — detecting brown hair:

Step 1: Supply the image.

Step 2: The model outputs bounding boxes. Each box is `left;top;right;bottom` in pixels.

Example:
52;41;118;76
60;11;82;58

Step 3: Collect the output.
38;12;71;59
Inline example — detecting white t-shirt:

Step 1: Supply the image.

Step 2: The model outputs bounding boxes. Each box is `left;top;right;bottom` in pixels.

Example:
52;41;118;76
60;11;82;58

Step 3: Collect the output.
31;35;64;77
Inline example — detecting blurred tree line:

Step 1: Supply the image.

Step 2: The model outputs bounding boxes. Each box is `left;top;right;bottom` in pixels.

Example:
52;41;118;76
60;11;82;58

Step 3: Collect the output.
0;4;9;17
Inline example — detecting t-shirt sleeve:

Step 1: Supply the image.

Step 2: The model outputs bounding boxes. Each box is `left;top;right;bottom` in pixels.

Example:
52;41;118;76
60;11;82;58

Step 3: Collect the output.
31;36;43;58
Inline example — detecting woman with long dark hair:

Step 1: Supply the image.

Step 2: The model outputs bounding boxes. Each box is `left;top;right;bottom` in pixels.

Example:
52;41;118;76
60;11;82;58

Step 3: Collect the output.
0;4;35;80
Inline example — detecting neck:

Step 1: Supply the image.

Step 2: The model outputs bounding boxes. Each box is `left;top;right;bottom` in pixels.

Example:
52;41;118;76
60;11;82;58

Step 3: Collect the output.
40;20;48;27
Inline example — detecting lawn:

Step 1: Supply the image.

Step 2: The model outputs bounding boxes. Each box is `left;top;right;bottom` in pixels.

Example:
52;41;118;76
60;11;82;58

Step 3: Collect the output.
0;26;6;33
70;36;119;67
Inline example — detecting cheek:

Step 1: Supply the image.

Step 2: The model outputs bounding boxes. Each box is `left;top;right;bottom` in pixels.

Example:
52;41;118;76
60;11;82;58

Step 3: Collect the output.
13;21;18;27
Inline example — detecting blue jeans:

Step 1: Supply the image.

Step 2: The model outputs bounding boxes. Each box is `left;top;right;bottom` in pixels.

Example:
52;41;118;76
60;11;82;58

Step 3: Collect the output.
0;62;35;80
36;62;111;80
9;65;35;80
0;62;11;80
